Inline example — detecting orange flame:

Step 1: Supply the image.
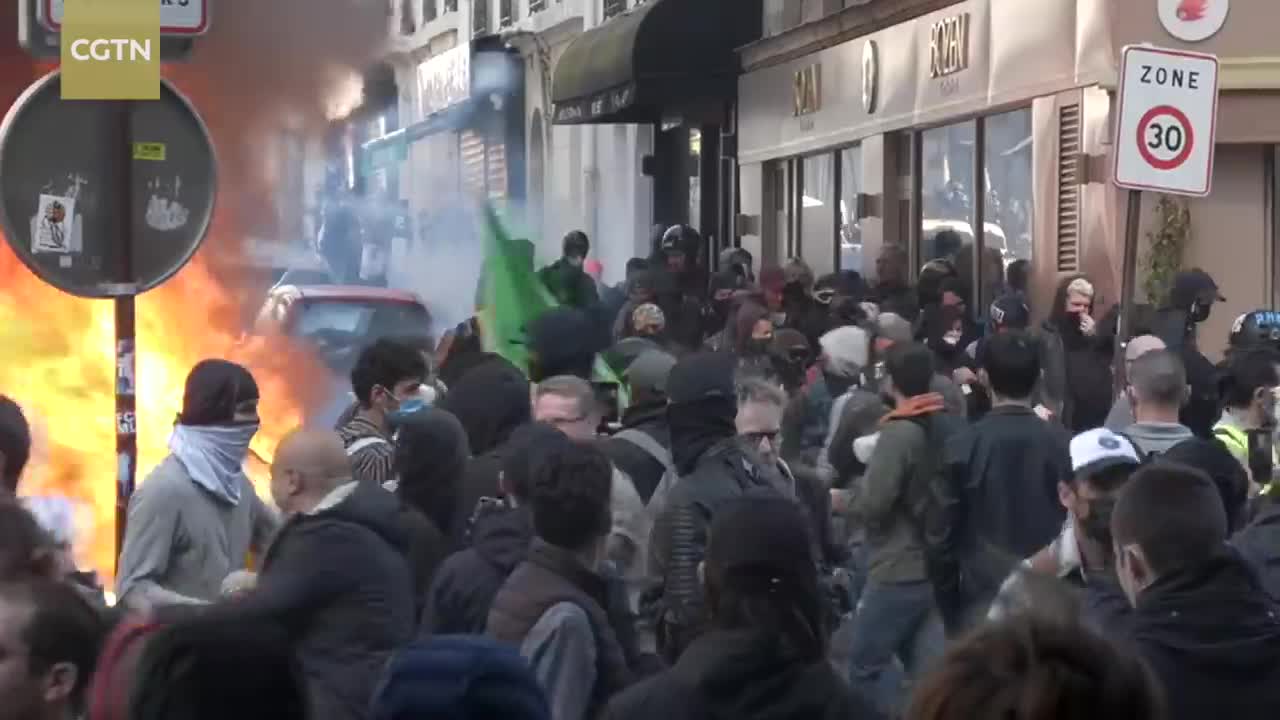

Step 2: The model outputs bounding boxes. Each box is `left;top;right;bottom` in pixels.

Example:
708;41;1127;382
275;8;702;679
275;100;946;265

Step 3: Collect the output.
2;243;327;583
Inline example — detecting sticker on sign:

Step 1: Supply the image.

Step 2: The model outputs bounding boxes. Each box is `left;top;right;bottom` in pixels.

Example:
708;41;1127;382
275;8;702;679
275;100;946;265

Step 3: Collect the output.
1113;45;1219;197
41;0;208;36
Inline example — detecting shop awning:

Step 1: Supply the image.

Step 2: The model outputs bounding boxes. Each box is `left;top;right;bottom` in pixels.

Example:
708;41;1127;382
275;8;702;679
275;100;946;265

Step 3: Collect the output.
551;0;741;125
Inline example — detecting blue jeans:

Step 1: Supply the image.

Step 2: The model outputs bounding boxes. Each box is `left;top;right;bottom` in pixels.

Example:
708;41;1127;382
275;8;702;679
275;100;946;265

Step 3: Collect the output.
846;578;945;714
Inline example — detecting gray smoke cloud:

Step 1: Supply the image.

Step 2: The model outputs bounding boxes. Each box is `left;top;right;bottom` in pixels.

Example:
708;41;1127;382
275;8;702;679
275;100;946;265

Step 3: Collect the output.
165;0;386;246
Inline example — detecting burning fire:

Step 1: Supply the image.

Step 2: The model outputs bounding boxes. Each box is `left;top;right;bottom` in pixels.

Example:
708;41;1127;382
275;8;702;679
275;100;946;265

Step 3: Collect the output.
1;244;327;583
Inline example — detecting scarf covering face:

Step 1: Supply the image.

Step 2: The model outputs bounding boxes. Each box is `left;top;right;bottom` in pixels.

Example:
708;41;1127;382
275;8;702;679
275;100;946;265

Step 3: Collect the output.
169;423;258;505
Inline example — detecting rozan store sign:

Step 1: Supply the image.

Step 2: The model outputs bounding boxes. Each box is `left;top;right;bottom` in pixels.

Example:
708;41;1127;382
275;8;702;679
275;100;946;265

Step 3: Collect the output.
40;0;209;36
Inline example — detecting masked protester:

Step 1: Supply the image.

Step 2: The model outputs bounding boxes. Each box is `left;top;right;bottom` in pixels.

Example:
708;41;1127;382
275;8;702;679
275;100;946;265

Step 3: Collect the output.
660;225;706;299
539;230;599;309
994;428;1141;634
702;270;742;342
733;302;776;383
1155;269;1226;438
1038;275;1114;432
339;339;430;487
649;352;779;662
115;360;279;612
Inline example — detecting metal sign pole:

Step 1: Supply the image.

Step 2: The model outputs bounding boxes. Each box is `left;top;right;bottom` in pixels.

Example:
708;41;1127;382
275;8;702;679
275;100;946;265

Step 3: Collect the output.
1115;188;1143;395
113;100;138;571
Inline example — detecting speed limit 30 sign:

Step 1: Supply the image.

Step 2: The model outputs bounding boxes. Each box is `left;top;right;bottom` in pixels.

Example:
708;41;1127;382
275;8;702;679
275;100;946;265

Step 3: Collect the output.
1113;45;1220;197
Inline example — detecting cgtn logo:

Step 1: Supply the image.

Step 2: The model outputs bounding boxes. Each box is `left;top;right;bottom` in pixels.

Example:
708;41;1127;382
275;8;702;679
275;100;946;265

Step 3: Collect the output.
69;38;152;62
1158;0;1230;42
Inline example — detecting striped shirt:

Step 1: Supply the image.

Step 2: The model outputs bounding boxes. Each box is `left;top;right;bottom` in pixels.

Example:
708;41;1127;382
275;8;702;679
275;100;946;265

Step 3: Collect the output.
336;413;395;486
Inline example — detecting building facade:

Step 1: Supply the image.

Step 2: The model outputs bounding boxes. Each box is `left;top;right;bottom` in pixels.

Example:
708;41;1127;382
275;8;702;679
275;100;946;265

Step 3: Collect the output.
371;0;758;285
738;0;1280;358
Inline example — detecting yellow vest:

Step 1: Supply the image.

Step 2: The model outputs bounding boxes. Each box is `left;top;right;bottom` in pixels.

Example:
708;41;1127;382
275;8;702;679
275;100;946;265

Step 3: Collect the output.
1214;423;1278;496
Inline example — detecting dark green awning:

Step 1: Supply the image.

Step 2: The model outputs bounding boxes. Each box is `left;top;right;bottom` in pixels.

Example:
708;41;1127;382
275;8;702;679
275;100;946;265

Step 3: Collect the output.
551;0;741;125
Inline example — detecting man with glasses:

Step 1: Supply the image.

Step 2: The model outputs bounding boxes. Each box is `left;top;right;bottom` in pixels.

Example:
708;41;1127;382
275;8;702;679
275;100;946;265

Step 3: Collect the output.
533;376;647;607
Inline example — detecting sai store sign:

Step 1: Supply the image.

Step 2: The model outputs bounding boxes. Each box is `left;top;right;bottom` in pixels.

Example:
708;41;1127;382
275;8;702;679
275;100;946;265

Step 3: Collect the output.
1158;0;1229;43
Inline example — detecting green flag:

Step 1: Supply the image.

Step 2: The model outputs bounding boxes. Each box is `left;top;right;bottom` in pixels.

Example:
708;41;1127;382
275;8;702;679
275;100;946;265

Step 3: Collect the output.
479;205;554;373
477;204;628;408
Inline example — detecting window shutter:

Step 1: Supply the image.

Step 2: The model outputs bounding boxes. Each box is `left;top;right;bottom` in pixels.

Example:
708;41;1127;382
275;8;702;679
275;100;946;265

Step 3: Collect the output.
1056;103;1082;272
461;130;486;197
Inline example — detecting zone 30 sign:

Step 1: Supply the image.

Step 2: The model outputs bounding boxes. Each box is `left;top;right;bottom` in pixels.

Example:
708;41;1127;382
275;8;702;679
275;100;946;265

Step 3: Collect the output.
1113;45;1220;197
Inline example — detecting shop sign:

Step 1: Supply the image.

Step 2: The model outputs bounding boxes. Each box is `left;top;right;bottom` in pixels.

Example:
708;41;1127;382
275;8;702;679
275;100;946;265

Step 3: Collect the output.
793;64;821;117
417;44;471;119
862;40;879;114
1158;0;1229;43
928;12;971;79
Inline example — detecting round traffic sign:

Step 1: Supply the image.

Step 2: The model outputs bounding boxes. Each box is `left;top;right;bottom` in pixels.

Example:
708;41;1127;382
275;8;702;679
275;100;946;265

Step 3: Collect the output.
1136;104;1195;171
0;70;216;298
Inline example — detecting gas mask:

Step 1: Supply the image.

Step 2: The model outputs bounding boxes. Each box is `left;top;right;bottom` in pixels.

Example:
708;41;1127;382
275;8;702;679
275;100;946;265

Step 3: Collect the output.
1189;299;1212;324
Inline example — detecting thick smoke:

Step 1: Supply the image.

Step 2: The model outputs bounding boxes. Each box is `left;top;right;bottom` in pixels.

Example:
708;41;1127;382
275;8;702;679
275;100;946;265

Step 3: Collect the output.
164;0;386;248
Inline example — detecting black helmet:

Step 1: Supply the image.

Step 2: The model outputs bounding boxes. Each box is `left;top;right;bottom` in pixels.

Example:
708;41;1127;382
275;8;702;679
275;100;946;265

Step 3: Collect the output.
1229;310;1280;350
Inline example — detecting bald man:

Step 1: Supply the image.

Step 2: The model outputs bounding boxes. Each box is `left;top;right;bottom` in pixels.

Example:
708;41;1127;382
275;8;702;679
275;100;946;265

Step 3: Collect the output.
270;429;357;518
1123;349;1194;457
216;428;415;720
1104;335;1168;431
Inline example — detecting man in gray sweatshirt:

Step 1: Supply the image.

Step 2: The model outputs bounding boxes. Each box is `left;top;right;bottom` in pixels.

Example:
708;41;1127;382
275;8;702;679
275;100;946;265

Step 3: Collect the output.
1123;349;1194;458
116;360;278;611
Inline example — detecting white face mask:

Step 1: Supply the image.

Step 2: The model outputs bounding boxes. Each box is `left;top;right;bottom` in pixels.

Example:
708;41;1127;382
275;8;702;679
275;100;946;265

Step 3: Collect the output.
943;331;962;346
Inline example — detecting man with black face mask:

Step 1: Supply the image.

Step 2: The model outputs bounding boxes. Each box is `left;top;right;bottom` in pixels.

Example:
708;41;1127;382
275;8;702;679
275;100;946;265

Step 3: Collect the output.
991;428;1141;634
1155;269;1226;438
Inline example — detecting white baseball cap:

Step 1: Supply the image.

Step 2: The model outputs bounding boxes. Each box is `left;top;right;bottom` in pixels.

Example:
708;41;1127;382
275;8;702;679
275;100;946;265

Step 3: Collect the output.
1070;428;1142;475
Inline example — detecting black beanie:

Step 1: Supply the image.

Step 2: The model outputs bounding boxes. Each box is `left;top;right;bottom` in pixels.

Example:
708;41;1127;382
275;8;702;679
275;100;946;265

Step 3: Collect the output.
665;352;736;405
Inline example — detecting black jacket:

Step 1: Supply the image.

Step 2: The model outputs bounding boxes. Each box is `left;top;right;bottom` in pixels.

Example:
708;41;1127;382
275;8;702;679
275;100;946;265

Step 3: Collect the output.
1037;321;1114;432
1235;502;1280;602
1130;549;1280;720
602;402;673;503
422;503;532;635
604;629;883;720
220;482;414;720
650;440;777;658
488;539;634;718
946;405;1070;559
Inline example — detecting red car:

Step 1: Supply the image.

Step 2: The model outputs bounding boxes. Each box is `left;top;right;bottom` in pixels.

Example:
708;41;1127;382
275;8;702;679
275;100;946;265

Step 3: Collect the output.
253;284;433;369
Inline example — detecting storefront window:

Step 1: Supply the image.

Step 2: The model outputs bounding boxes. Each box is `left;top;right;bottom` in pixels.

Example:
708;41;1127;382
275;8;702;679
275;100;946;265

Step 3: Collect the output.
839;145;863;275
801;152;836;276
984;109;1034;305
921;121;976;266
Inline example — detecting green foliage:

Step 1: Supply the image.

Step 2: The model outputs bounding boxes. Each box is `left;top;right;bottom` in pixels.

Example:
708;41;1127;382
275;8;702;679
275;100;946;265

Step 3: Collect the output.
1142;194;1190;307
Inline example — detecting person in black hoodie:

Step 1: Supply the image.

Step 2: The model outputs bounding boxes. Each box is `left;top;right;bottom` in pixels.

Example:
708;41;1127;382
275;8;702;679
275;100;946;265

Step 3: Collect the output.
602;351;677;504
1112;462;1280;720
423;423;568;635
538;230;599;309
439;356;532;546
220;429;414;720
1038;275;1114;432
605;496;883;720
649;351;778;662
391;408;467;611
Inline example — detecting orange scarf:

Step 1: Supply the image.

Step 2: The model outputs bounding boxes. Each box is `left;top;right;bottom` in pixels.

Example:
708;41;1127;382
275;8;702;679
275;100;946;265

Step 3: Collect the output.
881;392;947;424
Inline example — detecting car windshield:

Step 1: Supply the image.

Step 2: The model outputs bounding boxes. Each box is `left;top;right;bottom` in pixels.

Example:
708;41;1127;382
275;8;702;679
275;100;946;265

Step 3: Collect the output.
295;299;429;345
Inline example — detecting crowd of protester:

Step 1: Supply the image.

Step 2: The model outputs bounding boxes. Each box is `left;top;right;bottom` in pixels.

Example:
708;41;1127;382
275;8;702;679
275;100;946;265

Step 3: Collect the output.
6;224;1280;720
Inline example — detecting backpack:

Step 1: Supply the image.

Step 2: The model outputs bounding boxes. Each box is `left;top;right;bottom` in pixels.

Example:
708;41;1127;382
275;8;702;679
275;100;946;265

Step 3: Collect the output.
903;413;994;633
